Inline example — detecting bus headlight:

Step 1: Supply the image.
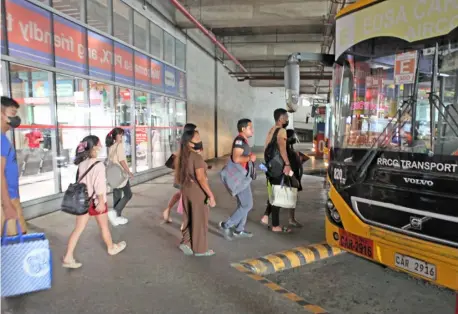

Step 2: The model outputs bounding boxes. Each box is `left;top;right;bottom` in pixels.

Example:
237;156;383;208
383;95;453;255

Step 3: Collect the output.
326;198;342;225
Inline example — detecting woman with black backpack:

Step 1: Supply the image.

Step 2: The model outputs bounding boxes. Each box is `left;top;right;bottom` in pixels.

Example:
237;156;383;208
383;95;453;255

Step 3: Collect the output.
62;135;126;269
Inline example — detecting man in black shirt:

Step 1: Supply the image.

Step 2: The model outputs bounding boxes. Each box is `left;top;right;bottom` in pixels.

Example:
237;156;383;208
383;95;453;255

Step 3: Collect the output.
219;119;256;240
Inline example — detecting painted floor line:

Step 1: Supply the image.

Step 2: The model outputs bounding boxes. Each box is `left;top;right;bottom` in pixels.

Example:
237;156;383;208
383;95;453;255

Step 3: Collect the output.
231;263;329;314
238;242;345;276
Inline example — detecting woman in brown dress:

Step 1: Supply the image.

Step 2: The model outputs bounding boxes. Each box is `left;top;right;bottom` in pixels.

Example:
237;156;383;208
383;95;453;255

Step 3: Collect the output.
175;130;216;256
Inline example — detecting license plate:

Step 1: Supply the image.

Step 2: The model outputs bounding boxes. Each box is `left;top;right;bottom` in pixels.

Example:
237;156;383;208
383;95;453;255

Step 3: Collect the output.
394;253;436;280
339;229;374;259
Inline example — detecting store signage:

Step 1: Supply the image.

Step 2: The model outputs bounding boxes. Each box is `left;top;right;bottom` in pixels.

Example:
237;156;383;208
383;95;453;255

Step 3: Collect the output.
54;16;87;74
134;52;151;90
336;0;458;59
5;0;53;65
394;51;417;85
164;65;177;95
114;42;134;85
150;59;164;91
88;30;113;80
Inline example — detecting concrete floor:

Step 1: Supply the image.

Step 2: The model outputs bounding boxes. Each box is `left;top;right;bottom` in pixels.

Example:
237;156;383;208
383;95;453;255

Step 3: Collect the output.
2;159;455;314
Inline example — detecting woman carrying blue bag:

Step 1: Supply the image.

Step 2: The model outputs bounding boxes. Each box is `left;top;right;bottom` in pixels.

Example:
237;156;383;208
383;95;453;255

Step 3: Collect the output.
1;219;52;297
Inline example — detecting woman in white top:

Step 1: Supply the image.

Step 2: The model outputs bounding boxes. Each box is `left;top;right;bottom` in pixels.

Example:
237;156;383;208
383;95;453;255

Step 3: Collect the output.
106;128;134;226
63;135;126;269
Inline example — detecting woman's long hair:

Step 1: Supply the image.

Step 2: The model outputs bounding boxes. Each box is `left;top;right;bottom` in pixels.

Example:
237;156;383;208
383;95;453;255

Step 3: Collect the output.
74;135;100;165
105;127;125;148
175;130;196;186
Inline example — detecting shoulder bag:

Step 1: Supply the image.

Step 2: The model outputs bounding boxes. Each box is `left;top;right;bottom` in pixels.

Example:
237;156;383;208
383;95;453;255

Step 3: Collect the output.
264;128;285;178
61;161;101;215
106;144;128;189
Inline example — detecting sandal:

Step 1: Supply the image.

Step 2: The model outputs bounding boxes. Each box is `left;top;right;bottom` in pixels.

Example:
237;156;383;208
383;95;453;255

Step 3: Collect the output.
270;226;292;233
179;243;194;256
194;249;215;257
289;220;303;228
162;209;173;224
62;258;82;269
108;241;127;256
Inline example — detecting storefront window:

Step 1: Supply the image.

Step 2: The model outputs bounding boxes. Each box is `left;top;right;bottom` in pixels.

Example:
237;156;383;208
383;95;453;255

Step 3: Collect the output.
176;100;186;144
115;86;132;167
10;64;58;202
134;12;148;53
89;81;114;159
164;32;175;65
164;97;176;155
87;0;109;34
175;40;186;70
150;23;163;59
56;74;88;192
134;91;150;172
113;0;132;44
53;0;82;21
1;62;8;97
150;95;165;168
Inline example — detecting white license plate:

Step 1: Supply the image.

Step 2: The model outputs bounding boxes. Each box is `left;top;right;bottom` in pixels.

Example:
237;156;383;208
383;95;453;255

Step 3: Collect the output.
394;253;436;280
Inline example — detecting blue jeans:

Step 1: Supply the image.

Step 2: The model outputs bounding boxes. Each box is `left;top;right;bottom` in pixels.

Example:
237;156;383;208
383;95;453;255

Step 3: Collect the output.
225;185;253;232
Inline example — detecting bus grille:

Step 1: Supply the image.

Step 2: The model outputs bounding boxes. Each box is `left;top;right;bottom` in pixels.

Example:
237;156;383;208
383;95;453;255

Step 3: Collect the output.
350;197;458;248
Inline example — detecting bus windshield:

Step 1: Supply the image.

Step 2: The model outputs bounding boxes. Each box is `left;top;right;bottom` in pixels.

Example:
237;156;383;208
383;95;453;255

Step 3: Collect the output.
331;34;458;157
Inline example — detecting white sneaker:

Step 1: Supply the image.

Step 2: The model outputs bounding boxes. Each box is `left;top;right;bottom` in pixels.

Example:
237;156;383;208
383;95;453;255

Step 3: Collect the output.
108;210;119;226
116;216;128;225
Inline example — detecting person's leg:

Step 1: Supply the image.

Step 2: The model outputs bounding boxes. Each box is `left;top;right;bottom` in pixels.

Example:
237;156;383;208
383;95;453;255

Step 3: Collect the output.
94;211;126;255
233;186;253;236
261;200;272;225
224;186;253;229
109;188;122;226
179;193;193;255
115;181;132;217
289;208;302;227
192;201;213;256
63;214;90;267
163;190;181;223
270;205;291;233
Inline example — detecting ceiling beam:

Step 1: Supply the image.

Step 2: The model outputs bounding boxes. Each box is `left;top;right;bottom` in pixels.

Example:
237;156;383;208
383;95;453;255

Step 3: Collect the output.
220;33;324;44
224;42;322;60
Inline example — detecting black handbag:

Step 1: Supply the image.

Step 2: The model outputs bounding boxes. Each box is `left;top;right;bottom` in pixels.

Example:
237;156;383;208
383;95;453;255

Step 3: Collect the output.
264;128;284;178
165;154;176;169
61;161;100;215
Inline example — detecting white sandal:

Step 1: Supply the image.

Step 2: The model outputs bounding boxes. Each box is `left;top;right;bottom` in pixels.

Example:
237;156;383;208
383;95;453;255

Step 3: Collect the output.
108;241;127;256
62;258;82;269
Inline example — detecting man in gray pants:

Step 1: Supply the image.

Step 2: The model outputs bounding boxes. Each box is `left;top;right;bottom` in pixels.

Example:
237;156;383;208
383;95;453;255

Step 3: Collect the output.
219;119;256;240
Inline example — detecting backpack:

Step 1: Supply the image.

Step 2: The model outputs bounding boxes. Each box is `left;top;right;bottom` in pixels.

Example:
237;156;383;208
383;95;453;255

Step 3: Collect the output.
61;161;101;215
264;128;285;178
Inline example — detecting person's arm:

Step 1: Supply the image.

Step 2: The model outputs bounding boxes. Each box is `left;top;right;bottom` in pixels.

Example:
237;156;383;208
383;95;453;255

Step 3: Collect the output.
194;156;216;207
232;147;250;164
277;129;291;174
117;144;133;178
1;157;17;220
93;163;108;212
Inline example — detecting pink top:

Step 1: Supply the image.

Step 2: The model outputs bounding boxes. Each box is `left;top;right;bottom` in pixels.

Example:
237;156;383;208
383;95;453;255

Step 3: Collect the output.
78;158;107;203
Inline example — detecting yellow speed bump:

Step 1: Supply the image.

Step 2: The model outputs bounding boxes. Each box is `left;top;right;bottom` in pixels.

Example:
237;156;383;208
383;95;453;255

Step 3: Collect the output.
239;243;344;276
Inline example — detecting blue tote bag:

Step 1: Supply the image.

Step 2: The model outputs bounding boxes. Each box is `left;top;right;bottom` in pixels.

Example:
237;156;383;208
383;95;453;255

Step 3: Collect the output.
1;220;52;297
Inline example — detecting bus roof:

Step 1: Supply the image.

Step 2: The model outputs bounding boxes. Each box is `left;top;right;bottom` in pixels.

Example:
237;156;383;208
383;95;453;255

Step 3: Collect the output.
336;0;381;19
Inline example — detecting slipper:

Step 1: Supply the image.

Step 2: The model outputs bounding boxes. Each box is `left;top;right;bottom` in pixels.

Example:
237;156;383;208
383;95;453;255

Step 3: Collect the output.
179;243;194;256
108;241;127;256
270;226;292;233
194;249;215;257
289;220;303;228
62;258;82;269
260;220;269;226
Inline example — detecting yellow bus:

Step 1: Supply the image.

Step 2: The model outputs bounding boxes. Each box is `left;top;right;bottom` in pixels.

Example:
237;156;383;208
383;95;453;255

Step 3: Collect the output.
326;0;458;290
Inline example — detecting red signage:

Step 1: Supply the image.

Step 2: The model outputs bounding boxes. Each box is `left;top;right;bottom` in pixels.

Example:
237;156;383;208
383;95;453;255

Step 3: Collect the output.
114;42;134;85
394;51;417;85
150;59;163;91
54;16;87;74
88;30;113;80
5;0;53;65
134;52;151;89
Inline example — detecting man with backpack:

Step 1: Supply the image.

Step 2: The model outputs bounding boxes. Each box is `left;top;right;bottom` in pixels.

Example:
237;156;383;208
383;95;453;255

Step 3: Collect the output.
261;108;293;233
219;119;256;240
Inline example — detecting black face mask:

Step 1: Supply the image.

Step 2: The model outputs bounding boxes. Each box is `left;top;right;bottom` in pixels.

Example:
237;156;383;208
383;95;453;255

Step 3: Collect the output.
282;120;289;128
192;141;203;151
7;116;21;128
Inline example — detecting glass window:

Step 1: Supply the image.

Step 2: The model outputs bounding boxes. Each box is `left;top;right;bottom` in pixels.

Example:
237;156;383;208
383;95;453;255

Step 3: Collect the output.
52;0;82;20
87;0;110;34
176;100;186;143
89;81;114;160
150;95;165;168
10;64;57;202
175;40;186;70
164;97;176;155
164;32;175;64
134;91;150;172
1;62;8;97
150;23;163;58
56;74;89;192
115;86;132;168
134;12;148;52
114;0;132;44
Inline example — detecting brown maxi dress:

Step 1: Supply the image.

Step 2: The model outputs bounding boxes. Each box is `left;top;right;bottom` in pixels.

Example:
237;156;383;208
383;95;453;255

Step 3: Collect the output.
180;151;209;254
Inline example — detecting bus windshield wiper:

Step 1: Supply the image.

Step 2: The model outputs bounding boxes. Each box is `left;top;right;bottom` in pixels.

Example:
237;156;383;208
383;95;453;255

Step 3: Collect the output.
352;96;415;182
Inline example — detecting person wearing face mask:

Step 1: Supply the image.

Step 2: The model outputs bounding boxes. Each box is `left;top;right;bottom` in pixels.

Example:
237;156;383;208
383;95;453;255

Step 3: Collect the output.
261;108;293;233
175;130;216;256
105;127;134;226
63;135;126;269
219;119;256;240
0;96;26;236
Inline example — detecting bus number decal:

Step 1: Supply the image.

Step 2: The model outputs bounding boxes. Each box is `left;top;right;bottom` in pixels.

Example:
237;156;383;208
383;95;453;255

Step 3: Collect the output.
333;167;346;184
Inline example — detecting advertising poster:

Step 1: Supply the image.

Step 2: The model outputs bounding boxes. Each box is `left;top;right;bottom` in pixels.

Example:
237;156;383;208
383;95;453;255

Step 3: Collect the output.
88;30;113;80
150;58;164;92
54;15;87;74
5;0;53;65
134;51;151;90
114;42;134;86
164;65;177;95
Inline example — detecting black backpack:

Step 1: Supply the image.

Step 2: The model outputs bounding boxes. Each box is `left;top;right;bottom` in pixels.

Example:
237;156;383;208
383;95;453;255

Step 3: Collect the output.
264;128;285;178
61;161;101;215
